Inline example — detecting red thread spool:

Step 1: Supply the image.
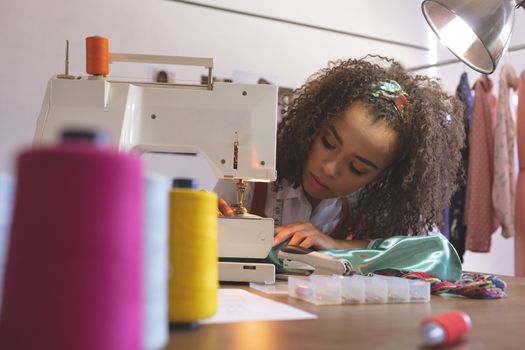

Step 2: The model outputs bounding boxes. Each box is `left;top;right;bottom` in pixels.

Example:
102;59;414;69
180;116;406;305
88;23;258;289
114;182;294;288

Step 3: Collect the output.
0;130;143;350
420;310;472;346
86;36;109;76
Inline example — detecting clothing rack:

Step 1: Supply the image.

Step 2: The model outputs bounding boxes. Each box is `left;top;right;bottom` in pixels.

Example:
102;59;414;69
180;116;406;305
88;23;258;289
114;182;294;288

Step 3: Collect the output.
409;44;525;71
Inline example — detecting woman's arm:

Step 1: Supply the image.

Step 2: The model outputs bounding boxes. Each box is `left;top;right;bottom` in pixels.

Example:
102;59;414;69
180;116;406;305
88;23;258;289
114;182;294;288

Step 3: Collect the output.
332;239;370;249
274;222;370;250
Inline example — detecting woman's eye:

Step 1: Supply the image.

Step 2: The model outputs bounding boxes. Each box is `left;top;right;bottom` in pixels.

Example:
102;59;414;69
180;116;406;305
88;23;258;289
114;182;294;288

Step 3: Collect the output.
321;136;336;150
349;162;366;176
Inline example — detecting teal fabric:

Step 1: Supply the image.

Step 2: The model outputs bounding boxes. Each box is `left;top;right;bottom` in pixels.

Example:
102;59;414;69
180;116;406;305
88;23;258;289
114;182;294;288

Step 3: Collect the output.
267;239;290;270
267;234;462;282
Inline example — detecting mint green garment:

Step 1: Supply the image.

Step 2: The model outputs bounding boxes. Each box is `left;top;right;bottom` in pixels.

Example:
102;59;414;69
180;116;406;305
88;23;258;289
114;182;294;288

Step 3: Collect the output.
267;234;462;282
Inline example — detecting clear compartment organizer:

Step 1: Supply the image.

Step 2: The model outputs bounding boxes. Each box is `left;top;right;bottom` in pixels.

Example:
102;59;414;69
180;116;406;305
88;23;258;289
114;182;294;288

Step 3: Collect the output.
288;274;430;305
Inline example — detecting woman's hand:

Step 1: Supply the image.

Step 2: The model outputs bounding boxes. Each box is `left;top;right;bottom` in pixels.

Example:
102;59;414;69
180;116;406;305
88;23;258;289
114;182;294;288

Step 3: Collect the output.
217;198;235;217
273;222;339;250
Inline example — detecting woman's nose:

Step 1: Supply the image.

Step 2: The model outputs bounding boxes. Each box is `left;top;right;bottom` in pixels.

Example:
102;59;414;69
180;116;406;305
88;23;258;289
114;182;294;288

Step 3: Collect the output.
323;159;340;178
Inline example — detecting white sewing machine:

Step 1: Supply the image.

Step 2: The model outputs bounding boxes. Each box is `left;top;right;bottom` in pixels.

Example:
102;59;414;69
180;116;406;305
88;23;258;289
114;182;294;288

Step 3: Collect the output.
33;51;277;284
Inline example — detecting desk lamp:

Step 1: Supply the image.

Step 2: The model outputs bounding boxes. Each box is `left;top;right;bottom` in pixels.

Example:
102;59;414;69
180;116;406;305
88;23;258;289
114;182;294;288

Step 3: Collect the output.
422;0;525;74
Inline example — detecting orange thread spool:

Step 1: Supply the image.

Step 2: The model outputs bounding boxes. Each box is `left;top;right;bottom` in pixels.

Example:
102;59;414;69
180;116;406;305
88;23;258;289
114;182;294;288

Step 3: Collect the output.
86;36;109;76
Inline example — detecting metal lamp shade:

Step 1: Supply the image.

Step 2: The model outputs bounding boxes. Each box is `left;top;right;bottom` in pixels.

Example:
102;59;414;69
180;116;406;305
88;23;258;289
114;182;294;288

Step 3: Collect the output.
422;0;516;74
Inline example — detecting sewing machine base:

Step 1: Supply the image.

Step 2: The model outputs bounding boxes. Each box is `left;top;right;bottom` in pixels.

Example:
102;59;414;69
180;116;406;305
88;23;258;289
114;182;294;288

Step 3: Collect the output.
219;261;275;284
218;216;274;258
218;216;275;283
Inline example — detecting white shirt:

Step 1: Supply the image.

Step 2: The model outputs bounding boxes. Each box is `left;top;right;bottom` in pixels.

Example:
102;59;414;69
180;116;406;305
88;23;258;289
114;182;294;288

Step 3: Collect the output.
215;179;348;235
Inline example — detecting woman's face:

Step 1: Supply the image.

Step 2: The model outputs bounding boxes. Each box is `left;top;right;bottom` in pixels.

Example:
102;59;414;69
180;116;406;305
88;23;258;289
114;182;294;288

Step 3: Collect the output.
302;101;400;200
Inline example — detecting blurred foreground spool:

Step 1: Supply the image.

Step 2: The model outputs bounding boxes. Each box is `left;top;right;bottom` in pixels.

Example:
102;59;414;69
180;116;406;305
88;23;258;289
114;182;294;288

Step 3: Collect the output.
0;130;143;350
168;178;218;327
86;35;109;76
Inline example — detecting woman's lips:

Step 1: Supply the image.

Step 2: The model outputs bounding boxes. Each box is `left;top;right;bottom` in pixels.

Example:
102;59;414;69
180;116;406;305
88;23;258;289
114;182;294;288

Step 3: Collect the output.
310;172;329;191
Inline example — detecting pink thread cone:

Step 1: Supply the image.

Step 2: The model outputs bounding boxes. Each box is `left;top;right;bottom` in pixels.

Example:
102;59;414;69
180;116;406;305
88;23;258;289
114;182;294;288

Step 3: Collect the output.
0;143;143;350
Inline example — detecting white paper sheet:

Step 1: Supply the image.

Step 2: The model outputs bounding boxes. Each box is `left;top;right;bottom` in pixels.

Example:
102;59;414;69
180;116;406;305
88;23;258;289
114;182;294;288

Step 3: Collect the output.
249;281;289;294
201;289;317;324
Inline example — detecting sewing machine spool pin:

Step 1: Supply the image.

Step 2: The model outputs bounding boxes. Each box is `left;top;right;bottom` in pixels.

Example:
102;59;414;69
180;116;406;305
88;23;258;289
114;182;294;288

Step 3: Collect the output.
57;40;76;80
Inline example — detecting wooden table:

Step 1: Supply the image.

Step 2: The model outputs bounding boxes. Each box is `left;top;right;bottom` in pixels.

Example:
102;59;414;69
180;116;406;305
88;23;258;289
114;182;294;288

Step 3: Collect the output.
167;276;525;350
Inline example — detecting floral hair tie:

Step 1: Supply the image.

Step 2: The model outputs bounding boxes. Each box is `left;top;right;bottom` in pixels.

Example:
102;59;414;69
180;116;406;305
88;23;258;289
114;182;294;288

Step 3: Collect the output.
370;80;409;117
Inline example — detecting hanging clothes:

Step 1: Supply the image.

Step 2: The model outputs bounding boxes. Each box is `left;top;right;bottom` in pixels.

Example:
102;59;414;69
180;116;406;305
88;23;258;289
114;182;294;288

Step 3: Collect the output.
493;65;519;238
449;72;473;261
464;75;499;252
515;71;525;277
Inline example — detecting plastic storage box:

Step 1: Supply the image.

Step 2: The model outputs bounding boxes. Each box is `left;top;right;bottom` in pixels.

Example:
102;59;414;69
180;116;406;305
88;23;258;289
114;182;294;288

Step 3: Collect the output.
288;274;430;305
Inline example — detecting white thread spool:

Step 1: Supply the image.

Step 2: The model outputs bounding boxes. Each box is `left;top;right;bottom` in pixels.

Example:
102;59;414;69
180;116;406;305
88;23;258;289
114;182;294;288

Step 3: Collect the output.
0;173;15;309
143;172;169;350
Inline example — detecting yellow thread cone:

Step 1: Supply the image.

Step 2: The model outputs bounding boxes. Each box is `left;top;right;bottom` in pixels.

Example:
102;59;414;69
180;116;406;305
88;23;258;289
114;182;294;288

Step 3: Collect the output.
168;188;218;322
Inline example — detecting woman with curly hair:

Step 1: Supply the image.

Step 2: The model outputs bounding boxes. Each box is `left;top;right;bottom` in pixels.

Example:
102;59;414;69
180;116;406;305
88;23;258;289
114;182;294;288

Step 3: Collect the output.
219;55;464;251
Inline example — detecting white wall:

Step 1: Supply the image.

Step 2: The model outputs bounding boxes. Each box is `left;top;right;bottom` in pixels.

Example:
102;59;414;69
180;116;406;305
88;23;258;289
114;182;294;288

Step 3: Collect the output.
1;0;520;275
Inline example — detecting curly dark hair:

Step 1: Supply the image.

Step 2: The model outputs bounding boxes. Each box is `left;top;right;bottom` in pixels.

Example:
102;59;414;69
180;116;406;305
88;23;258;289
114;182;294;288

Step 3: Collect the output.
276;56;465;239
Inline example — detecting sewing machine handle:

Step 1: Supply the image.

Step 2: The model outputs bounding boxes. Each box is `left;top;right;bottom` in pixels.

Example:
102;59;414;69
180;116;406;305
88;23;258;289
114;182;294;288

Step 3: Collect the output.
108;53;214;89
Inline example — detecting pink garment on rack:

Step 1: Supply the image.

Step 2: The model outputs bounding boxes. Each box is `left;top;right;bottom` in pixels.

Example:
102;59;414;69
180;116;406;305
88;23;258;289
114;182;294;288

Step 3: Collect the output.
515;71;525;277
493;65;519;238
464;76;499;252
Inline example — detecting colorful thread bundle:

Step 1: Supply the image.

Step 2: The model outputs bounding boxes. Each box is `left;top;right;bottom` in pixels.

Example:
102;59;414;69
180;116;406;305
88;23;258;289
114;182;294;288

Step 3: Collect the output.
168;179;218;326
0;134;143;350
394;271;507;299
